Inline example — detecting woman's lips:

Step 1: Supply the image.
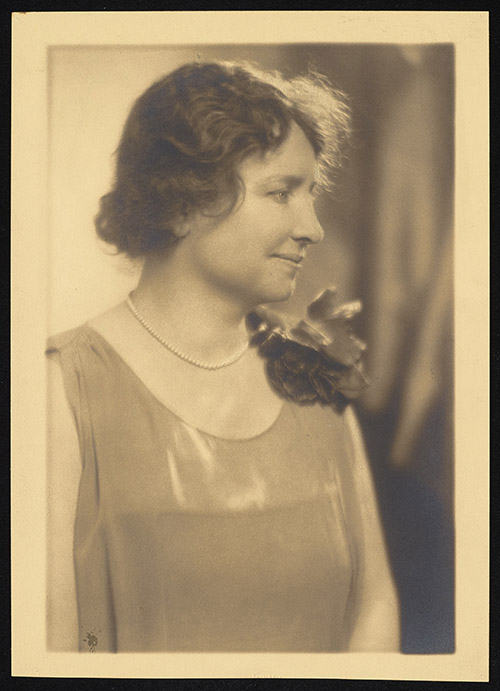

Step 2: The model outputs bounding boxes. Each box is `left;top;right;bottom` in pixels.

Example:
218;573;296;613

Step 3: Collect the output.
272;253;305;265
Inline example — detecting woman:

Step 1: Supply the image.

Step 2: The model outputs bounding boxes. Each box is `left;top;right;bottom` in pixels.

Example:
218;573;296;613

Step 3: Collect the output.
46;60;399;652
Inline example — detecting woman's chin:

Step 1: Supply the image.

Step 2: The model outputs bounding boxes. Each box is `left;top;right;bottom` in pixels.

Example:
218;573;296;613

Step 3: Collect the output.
261;283;296;306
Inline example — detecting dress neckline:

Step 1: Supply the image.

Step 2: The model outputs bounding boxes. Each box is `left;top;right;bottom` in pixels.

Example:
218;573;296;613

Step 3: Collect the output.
82;323;287;443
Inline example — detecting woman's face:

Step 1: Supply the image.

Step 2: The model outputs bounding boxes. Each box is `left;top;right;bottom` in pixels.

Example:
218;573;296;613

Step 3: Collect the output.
182;122;325;309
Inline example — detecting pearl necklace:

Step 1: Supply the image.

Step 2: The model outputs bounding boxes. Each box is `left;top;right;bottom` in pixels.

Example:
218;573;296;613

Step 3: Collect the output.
126;294;249;370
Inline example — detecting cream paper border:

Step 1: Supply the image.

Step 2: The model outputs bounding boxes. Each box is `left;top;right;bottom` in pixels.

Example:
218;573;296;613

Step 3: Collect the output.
11;11;489;681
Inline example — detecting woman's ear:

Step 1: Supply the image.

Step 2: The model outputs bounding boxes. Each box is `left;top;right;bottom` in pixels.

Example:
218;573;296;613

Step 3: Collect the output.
171;216;191;238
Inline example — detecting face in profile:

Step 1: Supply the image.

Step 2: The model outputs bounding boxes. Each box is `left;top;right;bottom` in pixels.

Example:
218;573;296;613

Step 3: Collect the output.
180;122;325;309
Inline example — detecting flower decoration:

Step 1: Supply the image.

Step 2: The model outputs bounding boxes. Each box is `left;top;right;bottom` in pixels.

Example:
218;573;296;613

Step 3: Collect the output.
247;287;369;410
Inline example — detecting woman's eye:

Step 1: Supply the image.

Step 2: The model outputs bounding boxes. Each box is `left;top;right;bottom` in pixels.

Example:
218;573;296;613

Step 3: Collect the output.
270;190;290;204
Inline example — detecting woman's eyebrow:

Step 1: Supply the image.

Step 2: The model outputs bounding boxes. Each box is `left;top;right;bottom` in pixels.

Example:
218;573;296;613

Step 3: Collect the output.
257;175;310;190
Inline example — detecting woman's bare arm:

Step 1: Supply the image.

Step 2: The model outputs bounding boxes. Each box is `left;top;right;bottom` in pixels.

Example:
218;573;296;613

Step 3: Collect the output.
46;357;81;651
344;407;401;652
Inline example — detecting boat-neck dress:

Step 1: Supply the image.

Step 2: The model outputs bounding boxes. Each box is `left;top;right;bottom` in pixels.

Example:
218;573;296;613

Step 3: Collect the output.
47;325;368;653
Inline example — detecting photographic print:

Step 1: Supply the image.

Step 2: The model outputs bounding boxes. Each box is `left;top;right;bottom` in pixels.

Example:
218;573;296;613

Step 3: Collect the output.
11;11;488;681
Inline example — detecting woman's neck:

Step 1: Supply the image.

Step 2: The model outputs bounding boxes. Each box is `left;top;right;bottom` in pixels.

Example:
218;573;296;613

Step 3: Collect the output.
131;250;250;362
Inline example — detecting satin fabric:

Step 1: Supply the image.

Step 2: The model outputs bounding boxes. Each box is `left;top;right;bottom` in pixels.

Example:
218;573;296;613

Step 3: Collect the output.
47;326;364;652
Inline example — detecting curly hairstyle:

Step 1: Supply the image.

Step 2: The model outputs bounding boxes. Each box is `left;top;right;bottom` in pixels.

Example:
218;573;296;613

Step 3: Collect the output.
95;60;350;257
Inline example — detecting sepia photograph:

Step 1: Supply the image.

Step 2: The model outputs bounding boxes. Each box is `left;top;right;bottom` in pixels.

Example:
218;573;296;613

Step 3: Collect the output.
12;11;488;680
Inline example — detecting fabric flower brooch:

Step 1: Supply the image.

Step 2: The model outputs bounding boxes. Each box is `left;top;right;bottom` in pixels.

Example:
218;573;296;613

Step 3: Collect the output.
248;287;369;411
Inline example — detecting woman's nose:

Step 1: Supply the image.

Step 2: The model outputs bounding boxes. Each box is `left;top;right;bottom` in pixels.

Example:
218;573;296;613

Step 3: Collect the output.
290;203;325;245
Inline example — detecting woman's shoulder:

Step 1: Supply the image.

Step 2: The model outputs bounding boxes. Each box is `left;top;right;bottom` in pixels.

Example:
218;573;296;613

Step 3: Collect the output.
46;324;92;357
45;305;134;414
292;397;350;436
46;303;128;356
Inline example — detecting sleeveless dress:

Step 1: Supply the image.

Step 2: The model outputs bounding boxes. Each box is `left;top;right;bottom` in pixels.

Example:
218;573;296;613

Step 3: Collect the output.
47;325;367;653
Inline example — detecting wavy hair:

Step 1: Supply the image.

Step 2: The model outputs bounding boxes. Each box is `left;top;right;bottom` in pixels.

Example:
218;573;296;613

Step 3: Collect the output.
95;60;350;257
